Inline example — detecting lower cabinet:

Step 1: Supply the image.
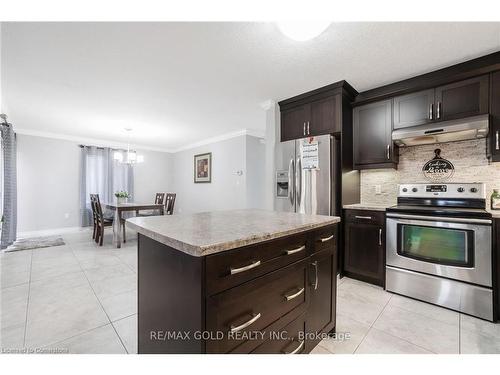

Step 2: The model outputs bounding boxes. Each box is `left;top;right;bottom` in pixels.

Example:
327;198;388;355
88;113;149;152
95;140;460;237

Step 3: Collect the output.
306;248;337;351
343;209;385;286
138;224;338;354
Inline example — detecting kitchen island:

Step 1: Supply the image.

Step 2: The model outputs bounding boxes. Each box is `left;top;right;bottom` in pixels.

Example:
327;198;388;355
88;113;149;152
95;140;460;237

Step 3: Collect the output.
126;209;340;354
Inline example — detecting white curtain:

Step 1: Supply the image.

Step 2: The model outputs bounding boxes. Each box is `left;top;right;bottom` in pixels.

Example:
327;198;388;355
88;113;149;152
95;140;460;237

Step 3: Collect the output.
79;146;134;226
1;122;17;249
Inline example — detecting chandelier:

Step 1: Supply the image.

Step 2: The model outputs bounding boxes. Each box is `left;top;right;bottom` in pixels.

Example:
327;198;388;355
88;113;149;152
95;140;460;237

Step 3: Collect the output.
113;128;144;165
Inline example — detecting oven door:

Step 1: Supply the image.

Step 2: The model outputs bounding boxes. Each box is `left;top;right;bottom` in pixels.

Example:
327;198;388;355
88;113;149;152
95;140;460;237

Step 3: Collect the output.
386;213;492;287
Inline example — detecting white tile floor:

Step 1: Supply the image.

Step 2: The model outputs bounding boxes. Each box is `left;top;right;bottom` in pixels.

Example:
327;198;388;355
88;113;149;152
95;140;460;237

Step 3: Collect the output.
1;229;499;354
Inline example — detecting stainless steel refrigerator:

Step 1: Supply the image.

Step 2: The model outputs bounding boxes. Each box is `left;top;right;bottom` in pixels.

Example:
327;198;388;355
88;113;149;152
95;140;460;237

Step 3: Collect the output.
275;134;338;216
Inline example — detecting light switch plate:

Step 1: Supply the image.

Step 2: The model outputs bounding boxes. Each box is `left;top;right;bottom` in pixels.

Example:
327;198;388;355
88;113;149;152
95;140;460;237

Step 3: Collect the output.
375;185;382;194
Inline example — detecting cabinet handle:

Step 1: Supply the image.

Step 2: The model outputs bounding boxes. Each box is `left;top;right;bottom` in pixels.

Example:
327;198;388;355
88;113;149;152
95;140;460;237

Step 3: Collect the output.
303;122;306;136
230;260;261;275
437;101;441;119
496;131;499;151
307;121;310;135
282;340;305;354
429;103;433;120
379;228;382;246
311;261;318;290
285;245;305;255
355;215;372;220
230;313;261;333
284;287;305;301
386;144;390;160
319;234;334;243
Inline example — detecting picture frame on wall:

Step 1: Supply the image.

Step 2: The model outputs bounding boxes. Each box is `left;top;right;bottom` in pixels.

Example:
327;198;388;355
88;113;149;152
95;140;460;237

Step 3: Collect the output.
194;152;212;183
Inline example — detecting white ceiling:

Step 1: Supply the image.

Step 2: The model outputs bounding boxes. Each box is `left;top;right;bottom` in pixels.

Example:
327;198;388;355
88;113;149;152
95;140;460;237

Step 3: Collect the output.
2;22;500;152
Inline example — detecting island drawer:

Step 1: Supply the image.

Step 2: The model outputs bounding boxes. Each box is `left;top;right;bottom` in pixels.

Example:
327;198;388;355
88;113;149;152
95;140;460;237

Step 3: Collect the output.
205;258;308;354
251;313;306;354
311;225;337;254
205;232;308;295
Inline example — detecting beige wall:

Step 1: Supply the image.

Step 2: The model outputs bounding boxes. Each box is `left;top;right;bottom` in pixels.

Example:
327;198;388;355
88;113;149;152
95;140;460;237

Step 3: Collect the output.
360;138;500;207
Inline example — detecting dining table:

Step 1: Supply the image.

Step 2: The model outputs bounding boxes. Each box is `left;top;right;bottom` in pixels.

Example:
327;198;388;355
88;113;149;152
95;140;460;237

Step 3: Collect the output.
102;202;165;248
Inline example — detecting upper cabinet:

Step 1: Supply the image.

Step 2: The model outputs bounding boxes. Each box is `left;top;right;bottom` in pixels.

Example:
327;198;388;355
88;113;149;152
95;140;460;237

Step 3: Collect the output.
280;96;340;141
490;71;500;162
393;75;489;130
353;99;398;169
393;89;435;129
278;81;357;142
434;75;489;121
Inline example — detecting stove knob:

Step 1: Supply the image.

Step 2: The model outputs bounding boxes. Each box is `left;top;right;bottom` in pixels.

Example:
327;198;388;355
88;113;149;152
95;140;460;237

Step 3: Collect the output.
457;187;465;193
470;187;478;193
402;188;408;193
412;187;418;193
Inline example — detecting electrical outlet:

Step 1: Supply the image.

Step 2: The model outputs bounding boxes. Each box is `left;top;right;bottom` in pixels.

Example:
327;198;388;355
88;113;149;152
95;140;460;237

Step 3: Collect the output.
375;185;382;195
64;213;70;219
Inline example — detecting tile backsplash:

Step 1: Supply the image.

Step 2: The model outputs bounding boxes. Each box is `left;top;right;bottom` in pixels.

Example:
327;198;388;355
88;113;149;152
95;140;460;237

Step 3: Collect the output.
360;138;500;207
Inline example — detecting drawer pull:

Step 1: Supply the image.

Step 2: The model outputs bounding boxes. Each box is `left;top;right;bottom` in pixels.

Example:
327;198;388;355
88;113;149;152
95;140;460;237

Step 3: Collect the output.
319;234;334;243
354;215;372;220
284;287;305;301
311;261;318;290
283;340;305;354
285;245;305;255
230;313;261;333
230;260;261;275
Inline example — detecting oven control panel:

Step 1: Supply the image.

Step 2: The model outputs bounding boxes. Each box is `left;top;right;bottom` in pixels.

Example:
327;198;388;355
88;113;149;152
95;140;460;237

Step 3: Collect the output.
398;183;485;199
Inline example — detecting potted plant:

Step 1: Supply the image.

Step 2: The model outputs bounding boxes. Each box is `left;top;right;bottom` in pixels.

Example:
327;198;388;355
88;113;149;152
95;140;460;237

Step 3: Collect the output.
114;191;130;204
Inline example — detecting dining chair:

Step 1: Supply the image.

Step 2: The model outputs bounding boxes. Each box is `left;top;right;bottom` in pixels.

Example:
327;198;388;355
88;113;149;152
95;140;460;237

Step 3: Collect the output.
164;193;176;215
136;192;166;217
89;194;99;240
91;193;126;246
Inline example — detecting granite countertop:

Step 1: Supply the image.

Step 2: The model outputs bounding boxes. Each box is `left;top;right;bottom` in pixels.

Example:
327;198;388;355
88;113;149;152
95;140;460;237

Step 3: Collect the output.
126;209;340;257
343;203;393;212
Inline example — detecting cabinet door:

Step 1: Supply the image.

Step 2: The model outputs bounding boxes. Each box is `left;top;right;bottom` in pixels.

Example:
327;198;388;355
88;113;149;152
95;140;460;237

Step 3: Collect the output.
344;221;384;285
353;99;395;167
281;105;307;142
490;72;500;162
309;95;340;136
393;89;435;129
434;75;489;121
307;248;337;343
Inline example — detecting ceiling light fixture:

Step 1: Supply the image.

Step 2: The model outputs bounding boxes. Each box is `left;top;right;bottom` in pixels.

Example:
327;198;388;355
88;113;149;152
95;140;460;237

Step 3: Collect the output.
114;128;144;165
277;20;331;41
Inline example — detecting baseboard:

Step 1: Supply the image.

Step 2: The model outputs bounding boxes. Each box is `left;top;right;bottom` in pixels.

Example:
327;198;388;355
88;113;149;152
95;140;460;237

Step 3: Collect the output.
17;226;90;238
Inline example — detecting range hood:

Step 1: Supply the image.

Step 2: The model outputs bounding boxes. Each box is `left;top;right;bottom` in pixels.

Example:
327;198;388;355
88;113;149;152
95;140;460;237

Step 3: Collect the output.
392;114;489;147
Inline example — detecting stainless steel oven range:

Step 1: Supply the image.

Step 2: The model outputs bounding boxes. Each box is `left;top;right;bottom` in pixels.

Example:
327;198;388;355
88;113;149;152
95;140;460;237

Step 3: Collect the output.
386;183;493;321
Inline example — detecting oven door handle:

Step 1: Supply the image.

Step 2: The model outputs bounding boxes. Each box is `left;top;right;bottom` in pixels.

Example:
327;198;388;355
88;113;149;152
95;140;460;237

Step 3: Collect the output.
386;212;492;225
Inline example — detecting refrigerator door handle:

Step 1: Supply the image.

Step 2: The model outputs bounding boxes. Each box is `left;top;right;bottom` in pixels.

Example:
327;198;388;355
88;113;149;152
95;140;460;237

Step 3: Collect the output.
288;158;295;206
296;156;302;209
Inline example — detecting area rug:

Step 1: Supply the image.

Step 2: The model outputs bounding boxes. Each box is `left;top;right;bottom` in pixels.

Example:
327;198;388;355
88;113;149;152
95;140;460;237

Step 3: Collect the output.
3;236;66;252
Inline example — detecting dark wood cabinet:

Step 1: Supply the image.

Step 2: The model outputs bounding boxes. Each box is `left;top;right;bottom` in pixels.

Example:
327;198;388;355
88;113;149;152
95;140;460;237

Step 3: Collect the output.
434;75;489;121
343;209;385;286
353;99;398;169
393;89;435;129
489;72;500;162
306;247;336;351
138;224;338;354
493;218;500;322
309;95;340;135
281;105;309;142
279;81;357;142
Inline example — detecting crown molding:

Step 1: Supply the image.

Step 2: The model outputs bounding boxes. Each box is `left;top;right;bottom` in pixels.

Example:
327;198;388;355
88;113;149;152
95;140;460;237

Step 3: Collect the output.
170;128;265;153
14;127;266;154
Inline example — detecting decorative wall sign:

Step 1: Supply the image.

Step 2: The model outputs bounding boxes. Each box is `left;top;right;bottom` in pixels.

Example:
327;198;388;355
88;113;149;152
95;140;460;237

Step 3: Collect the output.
194;152;212;183
422;149;455;181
